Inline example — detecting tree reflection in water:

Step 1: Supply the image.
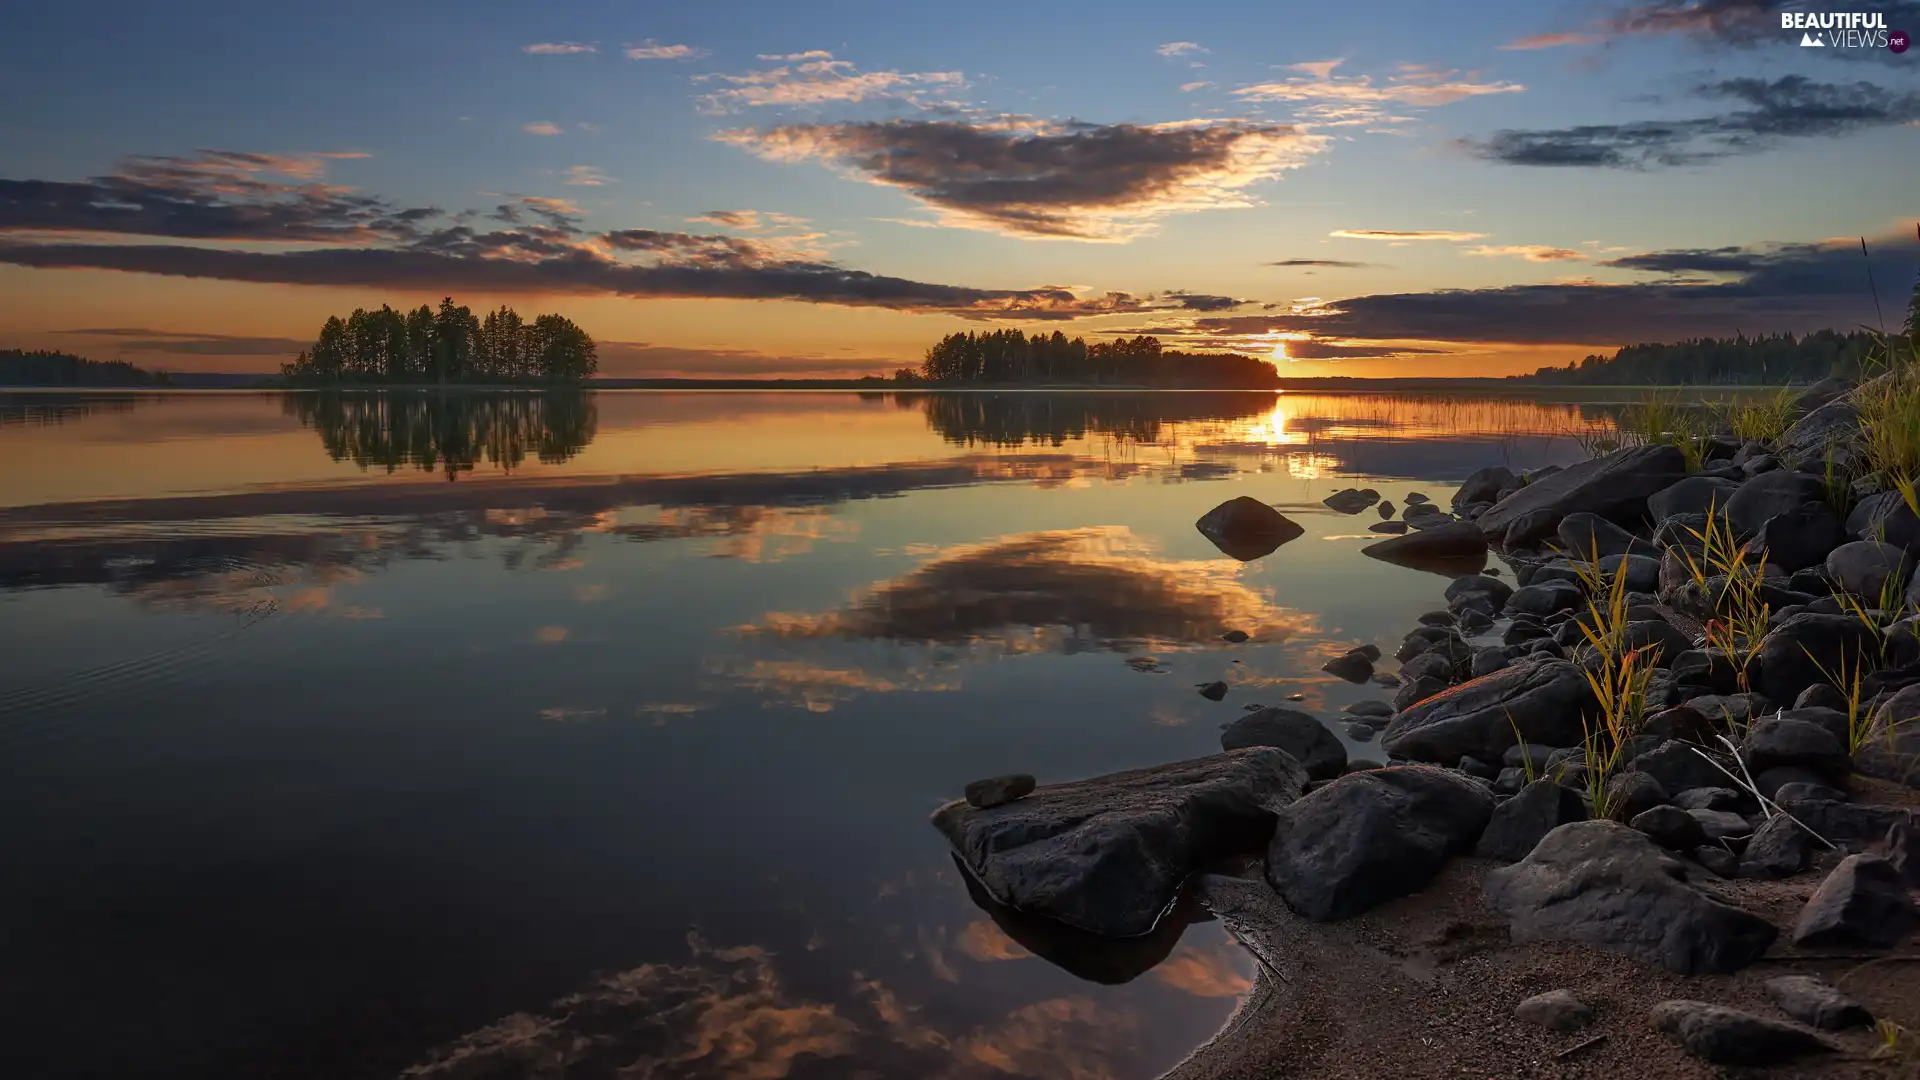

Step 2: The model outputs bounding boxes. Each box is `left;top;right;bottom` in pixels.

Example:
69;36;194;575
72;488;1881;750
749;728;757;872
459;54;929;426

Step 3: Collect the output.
283;391;597;479
910;391;1279;448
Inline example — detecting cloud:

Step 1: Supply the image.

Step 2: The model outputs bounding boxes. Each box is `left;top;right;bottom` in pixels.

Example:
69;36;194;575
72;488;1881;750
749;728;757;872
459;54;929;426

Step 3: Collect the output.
0;150;1157;319
684;209;812;232
1161;290;1247;311
1465;75;1920;168
522;42;596;55
1266;258;1375;268
562;165;611;186
1499;31;1604;49
624;40;707;60
1464;244;1587;262
522;122;563;136
757;50;836;62
1158;42;1210;57
1233;59;1522;126
717;118;1325;241
696;52;964;112
50;327;308;356
1330;229;1486;241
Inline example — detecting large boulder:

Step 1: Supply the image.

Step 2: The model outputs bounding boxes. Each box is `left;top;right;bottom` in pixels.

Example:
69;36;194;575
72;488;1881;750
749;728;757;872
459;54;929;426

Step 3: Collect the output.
1360;521;1487;575
1195;497;1305;561
1221;708;1348;781
1725;471;1829;538
1825;540;1910;602
1453;465;1519;512
1600;552;1661;594
1506;580;1584;618
1626;740;1733;796
1755;613;1881;706
1741;717;1849;779
1267;766;1493;920
1791;854;1916;948
1648;476;1740;523
1650;1001;1836;1066
1775;391;1864;474
1381;657;1597;765
1556;512;1653;561
1477;444;1688;547
1847;489;1920;551
1476;777;1590;863
1745;502;1847;573
931;749;1309;937
1484;821;1778;974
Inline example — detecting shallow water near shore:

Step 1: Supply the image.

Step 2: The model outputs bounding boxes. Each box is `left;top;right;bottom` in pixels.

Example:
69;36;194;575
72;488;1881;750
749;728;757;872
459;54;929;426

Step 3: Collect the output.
1;389;1635;1080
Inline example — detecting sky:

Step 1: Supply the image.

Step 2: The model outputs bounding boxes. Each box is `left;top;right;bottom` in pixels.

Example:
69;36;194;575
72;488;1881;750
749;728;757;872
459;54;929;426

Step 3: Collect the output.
1;0;1918;378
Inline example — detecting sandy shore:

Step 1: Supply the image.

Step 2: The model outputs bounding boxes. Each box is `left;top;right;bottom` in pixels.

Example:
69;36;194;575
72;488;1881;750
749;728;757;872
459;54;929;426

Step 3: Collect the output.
1166;776;1920;1080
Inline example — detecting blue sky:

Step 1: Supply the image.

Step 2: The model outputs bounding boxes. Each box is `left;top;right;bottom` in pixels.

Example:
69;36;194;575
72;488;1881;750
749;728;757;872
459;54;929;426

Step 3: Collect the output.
1;0;1917;376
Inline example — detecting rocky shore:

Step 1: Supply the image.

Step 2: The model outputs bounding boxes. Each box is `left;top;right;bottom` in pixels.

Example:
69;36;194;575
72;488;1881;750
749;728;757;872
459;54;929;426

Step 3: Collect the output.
932;376;1920;1076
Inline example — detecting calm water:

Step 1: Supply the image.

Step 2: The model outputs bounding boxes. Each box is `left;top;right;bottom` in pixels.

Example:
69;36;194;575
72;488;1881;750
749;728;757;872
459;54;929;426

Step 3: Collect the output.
0;389;1620;1080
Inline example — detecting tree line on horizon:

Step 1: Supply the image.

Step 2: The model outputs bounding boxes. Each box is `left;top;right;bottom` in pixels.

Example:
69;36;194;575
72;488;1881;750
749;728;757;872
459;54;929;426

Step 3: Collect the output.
280;299;598;385
0;349;169;386
898;329;1280;389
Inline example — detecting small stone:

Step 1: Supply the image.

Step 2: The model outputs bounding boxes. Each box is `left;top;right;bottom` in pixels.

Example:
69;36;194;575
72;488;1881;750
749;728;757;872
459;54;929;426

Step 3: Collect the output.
1605;770;1669;823
1672;787;1745;812
1323;649;1375;683
1347;722;1376;742
1515;989;1593;1033
1694;846;1740;877
1740;814;1813;879
1651;1000;1836;1065
1687;808;1752;842
1198;680;1229;701
1221;629;1250;643
964;774;1036;809
1344;700;1393;718
1764;975;1874;1031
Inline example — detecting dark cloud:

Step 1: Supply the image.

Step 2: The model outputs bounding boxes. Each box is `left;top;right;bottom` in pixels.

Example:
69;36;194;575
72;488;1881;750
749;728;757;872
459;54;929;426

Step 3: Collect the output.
1162;291;1247;312
1467;76;1920;168
0;150;1148;320
52;328;308;356
1266;259;1375;269
719;119;1319;240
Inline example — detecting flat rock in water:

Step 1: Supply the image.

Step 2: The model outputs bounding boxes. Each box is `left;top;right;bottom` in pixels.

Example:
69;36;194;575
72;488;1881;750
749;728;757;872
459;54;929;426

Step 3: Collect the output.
1381;657;1596;765
1765;975;1874;1031
1368;520;1408;534
1345;700;1393;718
932;749;1310;938
1484;820;1778;975
1323;487;1381;514
1650;1000;1835;1066
1221;629;1250;643
1360;521;1486;575
1322;649;1374;683
1266;765;1493;921
1476;443;1688;547
1453;465;1518;511
1476;778;1589;863
1515;989;1593;1033
1195;496;1306;561
1198;680;1229;701
965;773;1036;808
1221;707;1347;780
1791;854;1916;949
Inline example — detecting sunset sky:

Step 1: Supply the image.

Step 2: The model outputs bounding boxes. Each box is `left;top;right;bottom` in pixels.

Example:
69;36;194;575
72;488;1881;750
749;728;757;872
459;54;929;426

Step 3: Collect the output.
2;0;1917;378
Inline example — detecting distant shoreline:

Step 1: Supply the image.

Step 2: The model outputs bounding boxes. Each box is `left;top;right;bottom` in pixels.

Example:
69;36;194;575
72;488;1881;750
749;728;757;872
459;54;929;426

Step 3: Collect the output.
1;377;1801;393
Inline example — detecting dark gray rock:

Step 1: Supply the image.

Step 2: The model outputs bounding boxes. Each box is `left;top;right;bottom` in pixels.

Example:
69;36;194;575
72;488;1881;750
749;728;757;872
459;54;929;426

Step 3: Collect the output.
1745;502;1848;573
1606;770;1669;823
1726;471;1830;538
1755;765;1830;802
1368;521;1408;534
1322;649;1375;683
1688;808;1753;842
1346;722;1376;742
1776;388;1864;472
1476;778;1589;863
1826;539;1911;603
1628;741;1734;798
1323;487;1381;514
1196;497;1306;561
1766;975;1874;1031
1847;488;1920;550
1454;465;1519;511
1673;787;1745;812
965;774;1036;809
1792;854;1916;948
1469;647;1509;679
1477;444;1689;546
1458;755;1498;781
1778;797;1918;847
1405;491;1432;505
1445;572;1513;609
1267;766;1494;921
1380;657;1597;765
1507;580;1585;618
1776;705;1853;747
1632;804;1708;849
1485;820;1779;974
1600;552;1662;594
1649;475;1740;523
1621;619;1695;666
1394;675;1449;712
1360;521;1488;575
1345;699;1393;718
1650;1000;1836;1066
1656;513;1710;551
1557;511;1655;561
1756;613;1882;706
1198;680;1229;701
1221;708;1347;781
1773;780;1847;804
1502;742;1557;774
1222;629;1251;643
1683;692;1771;726
1515;989;1593;1033
933;749;1310;936
1695;846;1741;877
1740;815;1813;878
1742;717;1850;779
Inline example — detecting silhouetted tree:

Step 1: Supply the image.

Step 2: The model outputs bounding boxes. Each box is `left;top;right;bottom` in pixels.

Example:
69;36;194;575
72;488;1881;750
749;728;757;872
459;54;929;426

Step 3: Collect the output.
910;330;1275;388
283;298;595;384
1521;330;1887;386
0;350;168;386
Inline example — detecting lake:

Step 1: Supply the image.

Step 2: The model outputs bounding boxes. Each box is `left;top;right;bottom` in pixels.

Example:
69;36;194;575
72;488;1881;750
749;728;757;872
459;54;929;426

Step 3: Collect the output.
0;389;1628;1080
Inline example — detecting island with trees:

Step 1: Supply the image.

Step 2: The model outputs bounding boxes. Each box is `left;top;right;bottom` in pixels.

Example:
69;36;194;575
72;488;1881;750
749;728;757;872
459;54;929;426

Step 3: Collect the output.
0;349;170;387
898;330;1280;389
280;298;598;385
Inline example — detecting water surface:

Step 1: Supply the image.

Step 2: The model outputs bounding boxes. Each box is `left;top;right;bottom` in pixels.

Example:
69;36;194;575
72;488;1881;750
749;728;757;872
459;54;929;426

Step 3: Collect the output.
0;389;1616;1080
